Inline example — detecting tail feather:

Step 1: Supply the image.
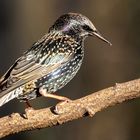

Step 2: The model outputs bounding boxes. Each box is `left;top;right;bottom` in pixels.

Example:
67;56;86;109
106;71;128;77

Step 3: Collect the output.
0;61;19;107
0;90;17;107
0;76;19;107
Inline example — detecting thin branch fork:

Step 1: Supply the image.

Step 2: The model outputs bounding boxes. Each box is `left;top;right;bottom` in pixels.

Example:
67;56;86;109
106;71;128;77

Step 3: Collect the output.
0;78;140;138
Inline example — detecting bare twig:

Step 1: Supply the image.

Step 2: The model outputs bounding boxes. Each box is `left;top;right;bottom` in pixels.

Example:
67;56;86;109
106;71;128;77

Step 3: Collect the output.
0;78;140;138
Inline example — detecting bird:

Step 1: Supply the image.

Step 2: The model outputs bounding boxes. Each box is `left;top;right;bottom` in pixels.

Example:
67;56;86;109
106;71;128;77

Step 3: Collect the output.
0;13;111;107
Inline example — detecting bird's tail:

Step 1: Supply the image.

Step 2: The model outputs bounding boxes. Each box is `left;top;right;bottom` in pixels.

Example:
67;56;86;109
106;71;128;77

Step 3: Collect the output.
0;90;17;107
0;79;18;107
0;67;19;107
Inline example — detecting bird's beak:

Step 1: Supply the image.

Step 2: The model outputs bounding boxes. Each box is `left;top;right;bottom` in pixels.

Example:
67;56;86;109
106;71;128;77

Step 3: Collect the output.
90;30;112;46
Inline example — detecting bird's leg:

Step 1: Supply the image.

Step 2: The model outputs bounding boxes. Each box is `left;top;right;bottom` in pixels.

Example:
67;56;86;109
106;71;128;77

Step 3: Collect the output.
39;87;72;114
39;87;71;101
25;100;32;108
39;87;73;114
24;100;34;119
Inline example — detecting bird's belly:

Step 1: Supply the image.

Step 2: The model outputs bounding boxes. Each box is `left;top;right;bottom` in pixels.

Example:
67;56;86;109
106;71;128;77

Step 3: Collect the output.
36;56;83;93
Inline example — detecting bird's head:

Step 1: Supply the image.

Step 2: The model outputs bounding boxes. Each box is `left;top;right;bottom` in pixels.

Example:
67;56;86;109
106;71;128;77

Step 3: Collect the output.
49;13;111;45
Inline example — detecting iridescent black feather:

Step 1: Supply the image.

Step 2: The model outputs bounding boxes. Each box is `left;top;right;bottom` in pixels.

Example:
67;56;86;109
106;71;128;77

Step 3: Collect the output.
0;13;111;107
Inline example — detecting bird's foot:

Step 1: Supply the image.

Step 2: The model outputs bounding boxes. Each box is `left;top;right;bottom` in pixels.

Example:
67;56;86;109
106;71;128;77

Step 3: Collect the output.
24;101;34;119
24;107;34;119
54;98;72;114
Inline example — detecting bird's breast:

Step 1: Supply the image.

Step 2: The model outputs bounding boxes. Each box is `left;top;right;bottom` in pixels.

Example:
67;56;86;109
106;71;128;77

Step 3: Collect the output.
36;46;84;93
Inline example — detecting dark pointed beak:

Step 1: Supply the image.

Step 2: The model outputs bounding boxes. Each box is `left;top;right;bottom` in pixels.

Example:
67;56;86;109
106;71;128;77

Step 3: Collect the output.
90;30;112;46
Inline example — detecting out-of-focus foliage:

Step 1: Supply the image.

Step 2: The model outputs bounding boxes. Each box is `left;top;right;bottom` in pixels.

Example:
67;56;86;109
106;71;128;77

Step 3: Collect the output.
0;0;140;140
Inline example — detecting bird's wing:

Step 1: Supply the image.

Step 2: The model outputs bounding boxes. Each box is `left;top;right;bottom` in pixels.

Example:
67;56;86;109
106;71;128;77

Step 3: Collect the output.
0;35;75;96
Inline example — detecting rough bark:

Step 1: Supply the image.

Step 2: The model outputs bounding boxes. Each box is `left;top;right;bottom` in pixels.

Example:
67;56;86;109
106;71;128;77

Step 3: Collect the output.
0;79;140;138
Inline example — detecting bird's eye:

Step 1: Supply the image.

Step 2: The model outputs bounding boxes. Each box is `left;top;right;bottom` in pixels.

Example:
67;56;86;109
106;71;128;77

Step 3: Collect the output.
82;25;93;32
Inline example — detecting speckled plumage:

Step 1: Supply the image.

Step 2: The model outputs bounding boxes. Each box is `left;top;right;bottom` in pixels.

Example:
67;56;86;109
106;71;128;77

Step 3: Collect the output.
0;13;111;107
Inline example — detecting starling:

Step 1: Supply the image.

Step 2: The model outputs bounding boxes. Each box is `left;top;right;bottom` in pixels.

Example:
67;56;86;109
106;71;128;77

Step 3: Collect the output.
0;13;111;107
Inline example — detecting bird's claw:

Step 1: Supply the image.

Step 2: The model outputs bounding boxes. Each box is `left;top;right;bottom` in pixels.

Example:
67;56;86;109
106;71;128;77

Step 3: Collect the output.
54;99;72;114
24;107;34;119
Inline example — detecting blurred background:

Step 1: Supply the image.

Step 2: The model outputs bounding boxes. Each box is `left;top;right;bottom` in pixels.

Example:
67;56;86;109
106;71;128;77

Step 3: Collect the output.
0;0;140;140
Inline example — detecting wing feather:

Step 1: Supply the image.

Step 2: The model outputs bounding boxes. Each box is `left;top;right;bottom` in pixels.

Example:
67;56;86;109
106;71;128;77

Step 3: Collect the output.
0;34;74;97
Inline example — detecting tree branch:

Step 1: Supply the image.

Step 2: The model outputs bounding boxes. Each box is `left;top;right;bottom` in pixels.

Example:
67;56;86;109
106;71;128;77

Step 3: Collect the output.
0;79;140;138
